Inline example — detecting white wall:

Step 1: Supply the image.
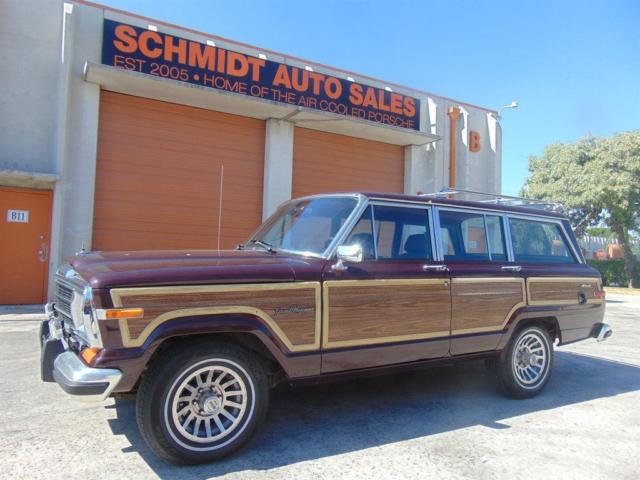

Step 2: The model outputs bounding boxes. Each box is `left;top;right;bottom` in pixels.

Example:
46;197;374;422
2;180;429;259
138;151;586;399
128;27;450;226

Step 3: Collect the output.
403;94;501;196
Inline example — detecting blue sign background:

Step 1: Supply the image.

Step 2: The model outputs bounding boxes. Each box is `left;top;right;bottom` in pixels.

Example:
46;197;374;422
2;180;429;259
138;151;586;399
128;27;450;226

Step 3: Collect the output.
101;19;420;130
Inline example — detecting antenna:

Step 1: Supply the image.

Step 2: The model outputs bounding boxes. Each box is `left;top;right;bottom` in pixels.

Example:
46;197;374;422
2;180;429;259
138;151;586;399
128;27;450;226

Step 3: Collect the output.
217;164;224;252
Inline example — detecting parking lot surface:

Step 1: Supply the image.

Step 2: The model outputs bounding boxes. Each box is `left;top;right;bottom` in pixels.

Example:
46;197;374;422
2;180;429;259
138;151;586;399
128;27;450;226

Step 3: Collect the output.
1;295;639;480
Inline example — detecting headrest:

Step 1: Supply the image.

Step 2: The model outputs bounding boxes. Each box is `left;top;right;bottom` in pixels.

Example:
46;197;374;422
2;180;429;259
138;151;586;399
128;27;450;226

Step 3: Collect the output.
404;234;427;256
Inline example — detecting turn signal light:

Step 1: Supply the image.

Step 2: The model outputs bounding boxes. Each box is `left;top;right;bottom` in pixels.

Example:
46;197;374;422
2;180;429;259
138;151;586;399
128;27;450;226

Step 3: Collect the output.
103;308;145;319
81;347;101;365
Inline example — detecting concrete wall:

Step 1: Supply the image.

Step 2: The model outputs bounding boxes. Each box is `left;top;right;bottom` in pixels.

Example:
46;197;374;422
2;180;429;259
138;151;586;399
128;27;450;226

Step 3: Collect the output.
263;119;294;220
0;0;63;173
402;95;501;196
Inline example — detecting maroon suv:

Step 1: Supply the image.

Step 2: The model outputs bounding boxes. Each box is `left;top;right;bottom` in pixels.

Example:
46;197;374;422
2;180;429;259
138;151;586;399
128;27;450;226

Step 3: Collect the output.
40;191;611;464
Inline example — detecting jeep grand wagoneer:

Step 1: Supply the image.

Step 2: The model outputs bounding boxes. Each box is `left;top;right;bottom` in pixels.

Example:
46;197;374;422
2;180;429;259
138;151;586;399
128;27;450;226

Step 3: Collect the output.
41;190;611;464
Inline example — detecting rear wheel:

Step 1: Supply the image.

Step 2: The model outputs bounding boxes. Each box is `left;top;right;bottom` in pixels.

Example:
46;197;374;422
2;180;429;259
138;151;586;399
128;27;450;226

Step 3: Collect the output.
136;342;269;464
489;325;553;398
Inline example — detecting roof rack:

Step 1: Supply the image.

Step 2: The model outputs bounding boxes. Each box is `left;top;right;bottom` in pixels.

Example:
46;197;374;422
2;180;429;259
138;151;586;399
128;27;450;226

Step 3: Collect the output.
420;187;564;213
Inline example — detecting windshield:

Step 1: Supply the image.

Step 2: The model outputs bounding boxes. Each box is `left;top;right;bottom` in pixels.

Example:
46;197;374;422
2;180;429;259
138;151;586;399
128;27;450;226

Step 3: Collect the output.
248;196;359;256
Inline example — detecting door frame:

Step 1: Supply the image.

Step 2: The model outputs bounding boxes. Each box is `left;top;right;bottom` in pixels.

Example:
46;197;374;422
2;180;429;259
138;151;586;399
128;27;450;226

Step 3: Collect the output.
320;200;452;373
0;186;53;303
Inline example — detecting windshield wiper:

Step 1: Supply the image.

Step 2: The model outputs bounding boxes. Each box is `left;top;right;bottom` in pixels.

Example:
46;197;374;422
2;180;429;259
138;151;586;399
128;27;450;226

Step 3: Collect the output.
249;239;276;253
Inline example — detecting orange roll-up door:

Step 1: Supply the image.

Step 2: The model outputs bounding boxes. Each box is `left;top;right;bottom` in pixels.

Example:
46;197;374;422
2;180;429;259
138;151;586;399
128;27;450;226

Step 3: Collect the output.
93;91;264;250
292;127;403;197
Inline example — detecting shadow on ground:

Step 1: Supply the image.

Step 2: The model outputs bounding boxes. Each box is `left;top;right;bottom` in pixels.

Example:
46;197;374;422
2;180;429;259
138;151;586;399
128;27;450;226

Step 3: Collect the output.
107;351;640;478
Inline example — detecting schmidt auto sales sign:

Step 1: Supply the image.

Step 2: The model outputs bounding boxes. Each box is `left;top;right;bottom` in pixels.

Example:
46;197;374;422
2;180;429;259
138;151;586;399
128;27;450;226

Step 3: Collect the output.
101;20;420;130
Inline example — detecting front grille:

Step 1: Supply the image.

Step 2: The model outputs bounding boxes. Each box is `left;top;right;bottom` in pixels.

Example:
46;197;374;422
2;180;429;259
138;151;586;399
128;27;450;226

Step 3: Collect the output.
55;282;74;319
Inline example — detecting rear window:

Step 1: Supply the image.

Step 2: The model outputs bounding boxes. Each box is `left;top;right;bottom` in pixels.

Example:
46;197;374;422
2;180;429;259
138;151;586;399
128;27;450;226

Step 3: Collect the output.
509;218;576;264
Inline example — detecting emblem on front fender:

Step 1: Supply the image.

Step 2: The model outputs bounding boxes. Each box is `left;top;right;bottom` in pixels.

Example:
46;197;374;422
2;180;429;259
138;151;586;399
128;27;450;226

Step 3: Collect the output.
273;306;314;316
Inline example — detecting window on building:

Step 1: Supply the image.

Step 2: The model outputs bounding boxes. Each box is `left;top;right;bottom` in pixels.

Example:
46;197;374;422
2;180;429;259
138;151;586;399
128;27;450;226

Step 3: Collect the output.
509;218;576;263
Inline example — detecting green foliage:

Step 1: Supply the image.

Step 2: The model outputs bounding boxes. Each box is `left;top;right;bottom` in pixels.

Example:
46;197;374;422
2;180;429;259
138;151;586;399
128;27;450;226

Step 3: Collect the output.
523;131;640;287
587;259;640;287
522;132;640;234
585;227;614;238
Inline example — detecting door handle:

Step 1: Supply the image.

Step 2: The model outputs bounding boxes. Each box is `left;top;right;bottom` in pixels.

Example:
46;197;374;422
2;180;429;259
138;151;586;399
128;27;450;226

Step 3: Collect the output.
38;243;48;263
501;265;522;272
422;264;448;272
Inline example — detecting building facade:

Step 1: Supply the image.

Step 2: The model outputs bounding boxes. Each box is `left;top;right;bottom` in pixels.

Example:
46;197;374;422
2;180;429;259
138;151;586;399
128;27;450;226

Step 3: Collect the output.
0;0;502;303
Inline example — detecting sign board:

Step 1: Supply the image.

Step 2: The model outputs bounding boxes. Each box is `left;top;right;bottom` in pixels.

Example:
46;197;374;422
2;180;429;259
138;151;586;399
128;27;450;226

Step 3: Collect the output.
101;20;420;130
7;210;29;223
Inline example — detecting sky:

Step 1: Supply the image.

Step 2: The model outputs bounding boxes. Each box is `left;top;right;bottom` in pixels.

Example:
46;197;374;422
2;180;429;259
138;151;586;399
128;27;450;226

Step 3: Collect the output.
98;0;640;195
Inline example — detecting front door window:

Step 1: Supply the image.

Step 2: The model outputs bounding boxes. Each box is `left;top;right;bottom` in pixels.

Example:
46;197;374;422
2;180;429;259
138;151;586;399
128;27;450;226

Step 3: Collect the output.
344;204;433;261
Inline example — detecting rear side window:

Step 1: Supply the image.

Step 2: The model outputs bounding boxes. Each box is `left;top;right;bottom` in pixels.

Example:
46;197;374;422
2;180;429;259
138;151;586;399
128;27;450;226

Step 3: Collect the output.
439;210;489;261
438;210;508;262
509;218;576;264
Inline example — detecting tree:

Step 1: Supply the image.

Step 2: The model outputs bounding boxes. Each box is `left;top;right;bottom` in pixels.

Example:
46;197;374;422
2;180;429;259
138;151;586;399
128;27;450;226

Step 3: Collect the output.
522;131;640;288
585;227;614;238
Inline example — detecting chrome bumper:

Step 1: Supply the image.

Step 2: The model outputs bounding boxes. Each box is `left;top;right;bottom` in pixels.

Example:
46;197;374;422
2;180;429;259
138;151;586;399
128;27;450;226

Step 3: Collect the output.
52;351;122;401
593;323;613;342
41;303;122;402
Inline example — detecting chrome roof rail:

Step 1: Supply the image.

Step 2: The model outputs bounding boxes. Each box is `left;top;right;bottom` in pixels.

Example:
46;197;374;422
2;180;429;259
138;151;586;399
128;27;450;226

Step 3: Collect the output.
420;187;564;213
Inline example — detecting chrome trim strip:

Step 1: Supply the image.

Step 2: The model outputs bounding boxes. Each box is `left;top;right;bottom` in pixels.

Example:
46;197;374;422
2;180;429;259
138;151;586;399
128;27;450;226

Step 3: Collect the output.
503;214;515;262
368;196;568;220
432;205;444;262
596;323;612;342
370;204;378;260
482;213;492;261
426;207;437;262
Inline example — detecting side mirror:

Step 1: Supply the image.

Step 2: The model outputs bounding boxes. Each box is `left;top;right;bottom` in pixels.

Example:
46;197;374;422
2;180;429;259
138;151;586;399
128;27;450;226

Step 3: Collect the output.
337;244;363;263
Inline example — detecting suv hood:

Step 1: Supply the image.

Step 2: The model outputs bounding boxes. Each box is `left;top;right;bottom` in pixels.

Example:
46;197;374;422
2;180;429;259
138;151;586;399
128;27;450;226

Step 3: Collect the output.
69;250;321;289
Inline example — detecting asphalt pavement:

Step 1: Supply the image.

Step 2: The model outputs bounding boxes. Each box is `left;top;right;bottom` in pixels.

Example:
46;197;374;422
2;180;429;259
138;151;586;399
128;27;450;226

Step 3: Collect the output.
0;294;638;479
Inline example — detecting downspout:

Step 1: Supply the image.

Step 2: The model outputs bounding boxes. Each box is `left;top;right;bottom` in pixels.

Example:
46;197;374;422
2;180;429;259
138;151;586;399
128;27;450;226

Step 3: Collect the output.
447;107;461;188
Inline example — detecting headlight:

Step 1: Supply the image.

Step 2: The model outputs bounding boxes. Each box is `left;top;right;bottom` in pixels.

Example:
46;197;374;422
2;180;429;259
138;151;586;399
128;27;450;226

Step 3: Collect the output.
81;286;102;345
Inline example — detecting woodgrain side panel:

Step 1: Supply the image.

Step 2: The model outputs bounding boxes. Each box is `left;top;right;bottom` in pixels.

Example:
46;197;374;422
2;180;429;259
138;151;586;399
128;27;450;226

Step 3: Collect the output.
527;277;603;305
323;279;451;348
451;278;526;334
111;283;320;350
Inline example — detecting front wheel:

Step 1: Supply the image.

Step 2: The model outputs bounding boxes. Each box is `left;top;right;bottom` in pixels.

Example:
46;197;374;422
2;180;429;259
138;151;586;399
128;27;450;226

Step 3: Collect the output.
136;342;269;464
489;325;553;399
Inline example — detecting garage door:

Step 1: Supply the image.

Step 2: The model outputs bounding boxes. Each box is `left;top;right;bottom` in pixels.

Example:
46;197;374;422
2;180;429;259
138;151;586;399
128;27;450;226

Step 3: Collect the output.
292;127;404;198
93;91;265;251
